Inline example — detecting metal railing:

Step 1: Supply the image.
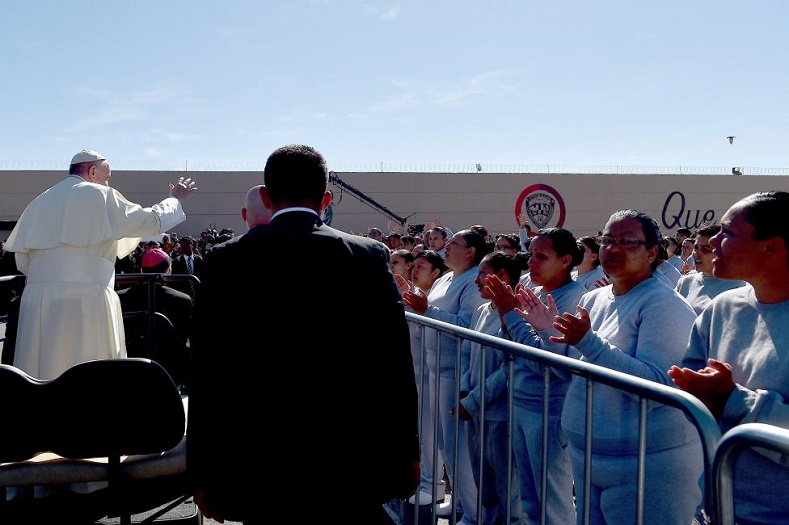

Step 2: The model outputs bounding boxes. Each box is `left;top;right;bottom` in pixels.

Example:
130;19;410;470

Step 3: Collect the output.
713;423;789;525
404;311;722;525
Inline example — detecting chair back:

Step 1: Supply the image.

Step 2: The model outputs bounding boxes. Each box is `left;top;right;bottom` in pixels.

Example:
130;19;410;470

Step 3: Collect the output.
122;310;186;386
0;358;185;463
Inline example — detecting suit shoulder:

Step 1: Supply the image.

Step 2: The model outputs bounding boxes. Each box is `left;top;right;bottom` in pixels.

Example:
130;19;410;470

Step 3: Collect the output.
162;284;194;303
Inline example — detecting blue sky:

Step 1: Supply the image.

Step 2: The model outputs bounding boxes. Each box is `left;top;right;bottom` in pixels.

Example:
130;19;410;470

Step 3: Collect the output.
1;1;787;172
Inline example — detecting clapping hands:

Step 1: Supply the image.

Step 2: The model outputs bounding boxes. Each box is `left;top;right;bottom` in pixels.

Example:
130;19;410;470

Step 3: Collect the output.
549;305;591;346
399;275;428;314
668;358;736;418
483;275;521;315
484;275;563;333
485;275;592;345
394;274;415;295
514;287;559;331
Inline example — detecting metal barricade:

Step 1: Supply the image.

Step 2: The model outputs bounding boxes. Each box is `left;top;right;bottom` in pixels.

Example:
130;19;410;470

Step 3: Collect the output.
713;423;789;525
114;273;199;371
405;311;723;525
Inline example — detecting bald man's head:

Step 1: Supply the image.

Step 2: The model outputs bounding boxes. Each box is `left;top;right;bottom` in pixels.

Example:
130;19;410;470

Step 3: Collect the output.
242;185;273;230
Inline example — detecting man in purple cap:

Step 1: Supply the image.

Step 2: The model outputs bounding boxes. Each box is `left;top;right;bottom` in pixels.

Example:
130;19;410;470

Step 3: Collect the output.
117;247;194;389
4;149;198;380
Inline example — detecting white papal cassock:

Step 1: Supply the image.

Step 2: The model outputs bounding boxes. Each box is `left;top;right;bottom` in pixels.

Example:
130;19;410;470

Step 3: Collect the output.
5;175;187;380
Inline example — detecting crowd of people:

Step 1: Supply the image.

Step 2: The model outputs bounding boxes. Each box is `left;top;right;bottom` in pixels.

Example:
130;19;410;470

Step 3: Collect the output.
0;145;786;525
375;196;785;525
114;227;235;276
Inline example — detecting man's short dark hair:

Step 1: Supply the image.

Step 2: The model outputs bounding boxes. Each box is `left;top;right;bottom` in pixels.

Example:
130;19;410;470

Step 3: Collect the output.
696;224;721;238
263;144;328;208
740;191;789;248
469;224;489;238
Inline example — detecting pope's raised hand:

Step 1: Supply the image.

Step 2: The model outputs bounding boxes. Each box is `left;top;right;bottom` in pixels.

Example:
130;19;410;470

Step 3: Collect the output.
169;177;199;199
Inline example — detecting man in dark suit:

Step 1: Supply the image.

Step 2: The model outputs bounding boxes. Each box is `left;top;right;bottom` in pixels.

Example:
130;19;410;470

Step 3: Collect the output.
187;144;420;524
116;248;194;388
171;236;204;298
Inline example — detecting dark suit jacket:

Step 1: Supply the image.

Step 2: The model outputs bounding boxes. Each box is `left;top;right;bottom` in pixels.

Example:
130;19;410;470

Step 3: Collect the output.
187;211;419;520
117;282;194;387
170;254;204;296
171;253;204;277
115;254;137;274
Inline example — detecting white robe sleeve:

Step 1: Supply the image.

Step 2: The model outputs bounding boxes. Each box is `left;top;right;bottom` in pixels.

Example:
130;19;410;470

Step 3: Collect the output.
6;177;187;260
114;196;186;258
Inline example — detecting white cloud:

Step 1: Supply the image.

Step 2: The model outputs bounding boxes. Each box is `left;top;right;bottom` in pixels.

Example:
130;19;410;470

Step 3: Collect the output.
68;86;195;132
429;69;522;107
144;147;163;158
365;5;401;21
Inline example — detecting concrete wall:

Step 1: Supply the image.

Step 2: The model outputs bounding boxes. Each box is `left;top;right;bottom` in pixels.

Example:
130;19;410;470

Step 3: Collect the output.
329;171;789;237
2;170;788;240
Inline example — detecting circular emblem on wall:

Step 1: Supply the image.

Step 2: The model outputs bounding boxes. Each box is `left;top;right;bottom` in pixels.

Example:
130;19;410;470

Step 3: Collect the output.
514;184;566;230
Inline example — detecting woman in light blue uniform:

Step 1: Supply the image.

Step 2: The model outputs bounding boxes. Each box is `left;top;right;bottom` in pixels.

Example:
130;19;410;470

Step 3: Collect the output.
521;210;703;525
397;250;448;507
459;251;528;524
486;227;586;525
402;230;492;525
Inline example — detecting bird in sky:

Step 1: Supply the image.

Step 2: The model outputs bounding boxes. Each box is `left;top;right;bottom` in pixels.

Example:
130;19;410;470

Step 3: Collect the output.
727;136;736;144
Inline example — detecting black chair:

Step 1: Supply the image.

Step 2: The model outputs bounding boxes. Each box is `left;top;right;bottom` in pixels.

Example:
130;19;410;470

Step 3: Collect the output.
115;273;198;393
0;358;199;524
0;274;26;365
122;310;188;389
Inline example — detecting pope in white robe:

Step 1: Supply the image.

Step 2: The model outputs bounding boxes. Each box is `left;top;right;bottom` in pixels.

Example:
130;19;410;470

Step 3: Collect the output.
4;149;198;380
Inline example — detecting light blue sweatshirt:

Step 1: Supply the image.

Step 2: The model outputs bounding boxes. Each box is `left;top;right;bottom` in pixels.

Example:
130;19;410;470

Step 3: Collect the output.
561;277;699;453
681;285;789;523
674;272;746;315
501;280;587;413
574;266;606;292
423;267;486;375
460;302;510;421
